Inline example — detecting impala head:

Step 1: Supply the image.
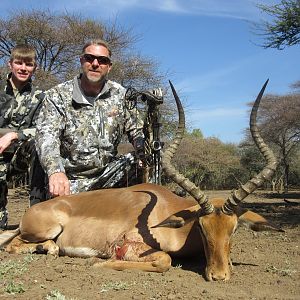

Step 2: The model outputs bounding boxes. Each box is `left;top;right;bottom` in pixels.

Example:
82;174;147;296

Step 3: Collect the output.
158;80;282;281
199;205;237;280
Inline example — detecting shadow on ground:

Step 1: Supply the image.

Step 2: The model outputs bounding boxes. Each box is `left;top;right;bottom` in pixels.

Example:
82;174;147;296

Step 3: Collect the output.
240;196;300;228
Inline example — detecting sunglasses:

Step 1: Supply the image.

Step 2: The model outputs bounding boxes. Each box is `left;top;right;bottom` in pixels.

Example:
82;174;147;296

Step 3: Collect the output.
82;54;111;65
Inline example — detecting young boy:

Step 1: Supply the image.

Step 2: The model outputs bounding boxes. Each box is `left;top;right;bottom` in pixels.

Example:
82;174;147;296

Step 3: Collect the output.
0;44;45;229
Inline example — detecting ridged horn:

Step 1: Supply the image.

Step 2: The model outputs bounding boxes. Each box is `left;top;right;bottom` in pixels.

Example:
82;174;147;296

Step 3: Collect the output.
162;81;214;215
222;79;278;215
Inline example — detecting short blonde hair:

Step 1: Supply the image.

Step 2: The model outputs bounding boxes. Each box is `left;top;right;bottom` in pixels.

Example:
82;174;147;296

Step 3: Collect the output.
10;44;37;63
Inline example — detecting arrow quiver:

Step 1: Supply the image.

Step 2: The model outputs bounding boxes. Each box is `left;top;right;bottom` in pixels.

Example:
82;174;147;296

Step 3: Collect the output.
124;87;164;184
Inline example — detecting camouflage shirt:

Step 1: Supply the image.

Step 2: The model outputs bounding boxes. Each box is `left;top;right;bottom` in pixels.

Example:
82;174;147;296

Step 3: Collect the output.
35;75;144;179
0;73;45;142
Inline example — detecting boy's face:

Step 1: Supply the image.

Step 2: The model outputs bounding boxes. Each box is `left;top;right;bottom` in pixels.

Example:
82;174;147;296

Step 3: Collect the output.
8;58;36;86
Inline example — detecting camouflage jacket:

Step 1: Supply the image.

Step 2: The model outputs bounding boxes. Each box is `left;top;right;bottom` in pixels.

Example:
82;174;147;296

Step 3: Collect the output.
0;73;45;142
36;75;144;178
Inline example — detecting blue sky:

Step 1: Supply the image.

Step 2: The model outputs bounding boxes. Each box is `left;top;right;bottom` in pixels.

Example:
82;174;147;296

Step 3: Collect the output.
1;0;299;143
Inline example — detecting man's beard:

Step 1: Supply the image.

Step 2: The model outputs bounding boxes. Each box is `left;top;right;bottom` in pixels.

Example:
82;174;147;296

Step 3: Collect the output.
86;72;105;83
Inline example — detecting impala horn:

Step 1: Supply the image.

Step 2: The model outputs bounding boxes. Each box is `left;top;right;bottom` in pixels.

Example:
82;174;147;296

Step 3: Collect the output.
222;79;278;215
162;81;214;215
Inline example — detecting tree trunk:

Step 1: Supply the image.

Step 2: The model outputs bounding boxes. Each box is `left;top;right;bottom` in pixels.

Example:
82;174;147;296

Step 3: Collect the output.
284;163;289;193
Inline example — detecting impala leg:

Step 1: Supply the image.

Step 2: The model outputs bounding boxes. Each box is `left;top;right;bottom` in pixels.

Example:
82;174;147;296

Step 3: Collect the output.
93;241;172;273
93;251;172;273
6;236;59;256
6;236;37;254
36;240;59;256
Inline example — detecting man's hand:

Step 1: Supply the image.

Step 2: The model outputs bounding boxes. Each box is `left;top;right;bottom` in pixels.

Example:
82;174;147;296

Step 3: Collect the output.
49;172;70;197
0;132;18;154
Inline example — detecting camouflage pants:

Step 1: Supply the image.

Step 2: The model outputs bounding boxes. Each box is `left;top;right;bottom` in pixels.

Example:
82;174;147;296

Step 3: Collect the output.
0;148;142;207
0;139;47;209
29;152;142;204
29;155;48;206
67;153;143;194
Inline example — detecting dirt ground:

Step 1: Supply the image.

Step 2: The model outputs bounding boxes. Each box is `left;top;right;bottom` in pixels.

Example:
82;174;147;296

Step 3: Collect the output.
0;187;299;300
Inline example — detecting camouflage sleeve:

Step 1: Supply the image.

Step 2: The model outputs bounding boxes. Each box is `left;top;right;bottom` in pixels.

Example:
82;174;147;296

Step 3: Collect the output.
124;106;144;145
17;90;45;142
35;89;66;176
0;92;14;128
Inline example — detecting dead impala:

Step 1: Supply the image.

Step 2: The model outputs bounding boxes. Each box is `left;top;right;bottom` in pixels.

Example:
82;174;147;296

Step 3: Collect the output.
0;80;282;281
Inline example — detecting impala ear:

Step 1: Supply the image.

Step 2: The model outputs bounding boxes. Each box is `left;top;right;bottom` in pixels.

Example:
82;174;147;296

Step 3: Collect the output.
151;205;200;229
238;210;284;232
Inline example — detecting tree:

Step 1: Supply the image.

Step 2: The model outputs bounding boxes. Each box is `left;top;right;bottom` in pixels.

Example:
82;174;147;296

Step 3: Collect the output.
262;93;300;192
190;128;204;139
290;80;300;91
254;0;300;49
0;10;164;90
172;133;243;190
288;145;300;187
245;92;300;192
